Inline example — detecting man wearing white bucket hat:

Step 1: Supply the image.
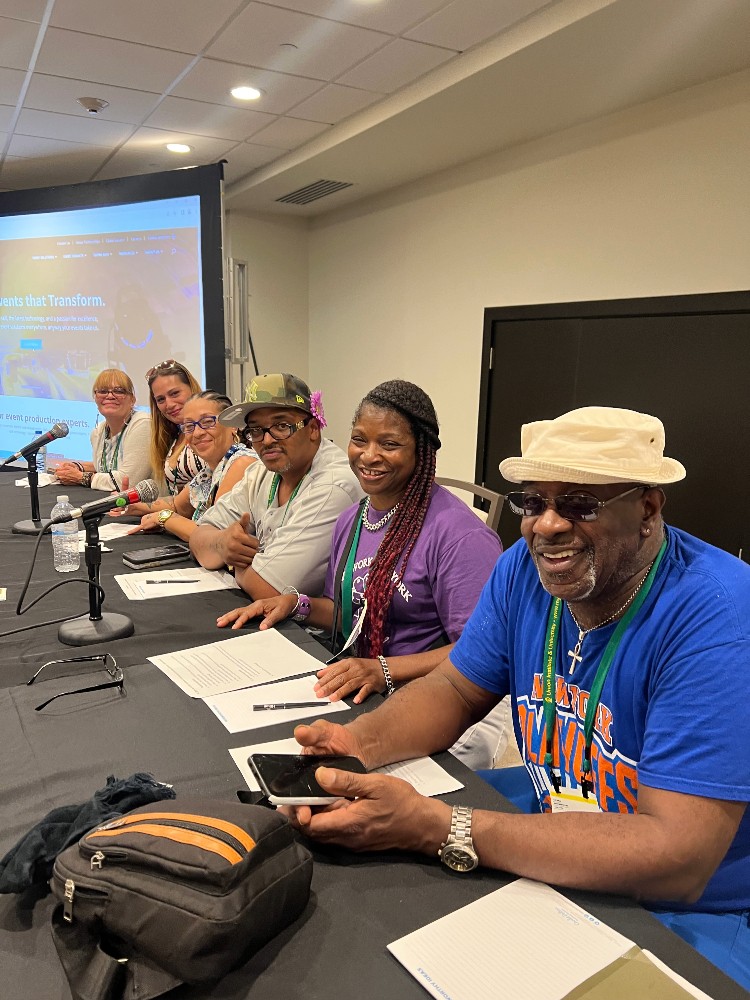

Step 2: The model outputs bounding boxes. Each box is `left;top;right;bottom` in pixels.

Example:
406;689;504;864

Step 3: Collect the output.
285;406;750;990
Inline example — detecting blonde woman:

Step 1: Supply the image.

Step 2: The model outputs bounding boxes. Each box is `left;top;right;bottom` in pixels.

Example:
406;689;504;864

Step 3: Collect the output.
55;369;151;491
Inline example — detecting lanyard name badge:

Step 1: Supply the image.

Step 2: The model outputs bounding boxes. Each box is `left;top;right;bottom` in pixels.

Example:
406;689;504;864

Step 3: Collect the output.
541;539;667;812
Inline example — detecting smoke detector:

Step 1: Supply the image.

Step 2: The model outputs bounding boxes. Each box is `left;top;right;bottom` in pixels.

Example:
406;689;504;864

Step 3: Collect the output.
76;96;110;116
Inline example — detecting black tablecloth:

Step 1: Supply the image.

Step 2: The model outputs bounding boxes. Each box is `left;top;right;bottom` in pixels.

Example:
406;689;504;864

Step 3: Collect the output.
0;472;746;999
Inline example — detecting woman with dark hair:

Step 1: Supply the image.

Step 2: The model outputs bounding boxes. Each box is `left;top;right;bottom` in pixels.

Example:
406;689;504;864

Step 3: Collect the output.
55;368;151;491
218;380;503;726
121;391;257;540
145;359;204;495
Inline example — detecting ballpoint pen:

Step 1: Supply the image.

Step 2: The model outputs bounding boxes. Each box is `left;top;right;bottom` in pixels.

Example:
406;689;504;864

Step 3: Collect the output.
145;579;200;584
252;702;326;711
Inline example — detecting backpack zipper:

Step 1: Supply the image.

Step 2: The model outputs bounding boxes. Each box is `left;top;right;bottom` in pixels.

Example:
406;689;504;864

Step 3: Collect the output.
84;812;255;865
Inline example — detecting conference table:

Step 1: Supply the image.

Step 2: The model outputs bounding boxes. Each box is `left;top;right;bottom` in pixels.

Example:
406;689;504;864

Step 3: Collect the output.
0;470;746;999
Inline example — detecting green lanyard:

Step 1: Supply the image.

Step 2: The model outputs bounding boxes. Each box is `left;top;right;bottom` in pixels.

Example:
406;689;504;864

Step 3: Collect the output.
542;538;667;796
341;515;364;639
266;472;307;526
99;420;128;475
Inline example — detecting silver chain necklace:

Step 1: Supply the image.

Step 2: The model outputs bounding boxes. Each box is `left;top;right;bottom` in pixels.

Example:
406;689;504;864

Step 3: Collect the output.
566;561;654;675
361;497;399;532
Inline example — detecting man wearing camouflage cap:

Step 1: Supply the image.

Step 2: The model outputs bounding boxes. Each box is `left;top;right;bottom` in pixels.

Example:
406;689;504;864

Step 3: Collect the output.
190;374;362;599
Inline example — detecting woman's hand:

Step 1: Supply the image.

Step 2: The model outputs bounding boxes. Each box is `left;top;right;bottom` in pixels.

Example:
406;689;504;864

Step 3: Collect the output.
216;593;298;630
314;658;386;704
127;512;163;534
54;462;83;486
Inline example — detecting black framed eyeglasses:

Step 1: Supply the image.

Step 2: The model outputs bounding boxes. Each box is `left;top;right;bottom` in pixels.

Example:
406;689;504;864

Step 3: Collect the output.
28;653;125;712
179;415;219;435
244;417;311;443
506;485;647;522
94;387;130;398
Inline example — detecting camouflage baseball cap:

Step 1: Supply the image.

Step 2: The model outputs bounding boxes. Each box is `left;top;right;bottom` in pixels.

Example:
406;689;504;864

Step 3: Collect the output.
219;373;313;427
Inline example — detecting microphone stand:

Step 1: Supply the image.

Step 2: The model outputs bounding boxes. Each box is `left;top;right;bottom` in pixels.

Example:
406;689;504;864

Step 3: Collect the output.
12;451;53;535
58;513;134;646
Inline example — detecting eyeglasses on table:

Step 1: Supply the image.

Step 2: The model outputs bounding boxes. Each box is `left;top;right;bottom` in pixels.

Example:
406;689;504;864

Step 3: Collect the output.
27;653;125;712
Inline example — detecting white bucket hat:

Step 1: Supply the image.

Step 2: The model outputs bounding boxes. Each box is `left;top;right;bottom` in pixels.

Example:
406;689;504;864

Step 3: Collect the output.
499;406;686;485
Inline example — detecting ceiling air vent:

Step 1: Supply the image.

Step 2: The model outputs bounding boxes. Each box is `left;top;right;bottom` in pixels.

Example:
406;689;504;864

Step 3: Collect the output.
276;179;354;205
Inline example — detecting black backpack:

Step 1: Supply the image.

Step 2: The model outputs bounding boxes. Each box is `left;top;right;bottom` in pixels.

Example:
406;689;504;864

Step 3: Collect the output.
50;798;313;1000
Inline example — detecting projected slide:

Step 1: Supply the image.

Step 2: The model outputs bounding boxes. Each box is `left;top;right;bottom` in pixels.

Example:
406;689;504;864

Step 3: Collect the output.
0;196;206;463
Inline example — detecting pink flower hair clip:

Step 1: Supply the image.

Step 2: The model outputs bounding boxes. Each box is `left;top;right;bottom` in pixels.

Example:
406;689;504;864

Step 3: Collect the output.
309;390;327;428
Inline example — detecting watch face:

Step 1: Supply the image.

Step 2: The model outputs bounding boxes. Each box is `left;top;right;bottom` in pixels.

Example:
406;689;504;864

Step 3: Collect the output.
440;844;479;872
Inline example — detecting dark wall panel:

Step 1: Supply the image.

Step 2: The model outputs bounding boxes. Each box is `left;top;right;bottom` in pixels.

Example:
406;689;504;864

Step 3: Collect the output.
477;293;750;557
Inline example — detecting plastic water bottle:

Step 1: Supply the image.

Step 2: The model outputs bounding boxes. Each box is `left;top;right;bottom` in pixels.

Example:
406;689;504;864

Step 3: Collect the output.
35;429;47;473
50;495;80;573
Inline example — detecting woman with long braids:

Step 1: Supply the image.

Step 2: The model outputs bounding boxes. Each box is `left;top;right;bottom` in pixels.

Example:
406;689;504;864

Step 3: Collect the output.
218;380;506;761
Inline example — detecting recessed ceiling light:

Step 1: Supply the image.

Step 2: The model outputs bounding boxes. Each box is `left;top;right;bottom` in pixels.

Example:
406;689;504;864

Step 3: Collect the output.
231;86;262;101
166;143;192;154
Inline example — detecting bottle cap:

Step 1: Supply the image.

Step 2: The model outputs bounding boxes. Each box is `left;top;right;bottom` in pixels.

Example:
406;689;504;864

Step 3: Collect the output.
56;495;69;502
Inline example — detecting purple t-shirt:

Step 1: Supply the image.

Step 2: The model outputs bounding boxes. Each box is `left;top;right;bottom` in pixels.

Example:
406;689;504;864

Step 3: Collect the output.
324;484;502;655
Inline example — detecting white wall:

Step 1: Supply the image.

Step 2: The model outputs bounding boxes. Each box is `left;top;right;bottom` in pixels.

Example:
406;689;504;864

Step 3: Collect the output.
225;210;309;387
307;70;750;474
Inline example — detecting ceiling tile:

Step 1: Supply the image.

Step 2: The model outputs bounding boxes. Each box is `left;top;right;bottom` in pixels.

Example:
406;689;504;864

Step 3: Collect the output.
121;125;235;160
406;0;550;50
24;74;161;124
337;37;455;92
289;83;379;123
0;103;14;130
221;141;284;184
49;0;243;55
144;95;276;141
93;151;199;182
208;2;389;81
249;115;329;149
0;66;25;105
15;107;135;146
0;1;46;23
0;153;106;189
0;15;40;70
172;58;324;116
7;132;111;159
35;29;195;92
265;1;454;34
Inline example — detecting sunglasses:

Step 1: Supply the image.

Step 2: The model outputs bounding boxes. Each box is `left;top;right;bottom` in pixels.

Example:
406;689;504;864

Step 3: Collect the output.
28;653;125;712
506;485;647;522
145;359;183;383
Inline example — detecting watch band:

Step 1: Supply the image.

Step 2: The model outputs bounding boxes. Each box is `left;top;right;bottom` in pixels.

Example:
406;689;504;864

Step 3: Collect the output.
293;594;311;622
158;509;174;527
439;805;479;872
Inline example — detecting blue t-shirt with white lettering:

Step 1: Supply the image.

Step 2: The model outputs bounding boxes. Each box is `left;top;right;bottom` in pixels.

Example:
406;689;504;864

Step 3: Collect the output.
451;526;750;912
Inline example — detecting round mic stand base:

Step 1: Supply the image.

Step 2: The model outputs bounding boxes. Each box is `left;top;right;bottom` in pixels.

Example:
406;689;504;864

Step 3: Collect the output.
13;517;52;535
58;612;134;646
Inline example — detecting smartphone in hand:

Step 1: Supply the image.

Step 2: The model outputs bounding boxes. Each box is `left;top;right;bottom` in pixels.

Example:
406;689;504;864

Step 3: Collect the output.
248;753;366;806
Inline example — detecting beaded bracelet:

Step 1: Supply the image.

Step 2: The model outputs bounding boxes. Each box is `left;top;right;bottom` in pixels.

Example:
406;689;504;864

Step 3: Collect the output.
377;655;395;696
80;471;93;488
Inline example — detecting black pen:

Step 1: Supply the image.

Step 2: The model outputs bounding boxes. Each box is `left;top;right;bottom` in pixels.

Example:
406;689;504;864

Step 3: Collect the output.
145;579;200;584
253;702;326;711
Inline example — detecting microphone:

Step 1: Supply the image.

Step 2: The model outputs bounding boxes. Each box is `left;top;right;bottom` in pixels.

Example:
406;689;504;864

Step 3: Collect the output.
51;479;159;523
1;422;69;466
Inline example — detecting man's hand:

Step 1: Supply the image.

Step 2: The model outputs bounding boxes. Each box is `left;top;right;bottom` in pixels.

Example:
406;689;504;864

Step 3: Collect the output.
314;658;386;703
54;462;83;486
286;767;451;855
294;719;366;761
218;513;259;568
216;592;297;629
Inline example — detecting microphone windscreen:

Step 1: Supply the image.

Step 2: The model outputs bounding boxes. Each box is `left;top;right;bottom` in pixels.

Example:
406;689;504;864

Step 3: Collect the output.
135;479;159;504
51;422;70;439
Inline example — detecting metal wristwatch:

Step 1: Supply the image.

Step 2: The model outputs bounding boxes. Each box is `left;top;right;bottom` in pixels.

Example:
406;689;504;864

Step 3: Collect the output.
439;805;479;872
158;509;174;527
